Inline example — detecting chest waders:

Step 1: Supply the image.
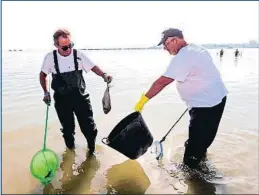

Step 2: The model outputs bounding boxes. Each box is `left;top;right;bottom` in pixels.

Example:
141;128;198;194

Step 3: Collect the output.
51;49;98;152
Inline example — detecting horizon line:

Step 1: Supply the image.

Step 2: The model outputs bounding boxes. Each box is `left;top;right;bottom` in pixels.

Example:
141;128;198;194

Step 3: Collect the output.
3;41;259;51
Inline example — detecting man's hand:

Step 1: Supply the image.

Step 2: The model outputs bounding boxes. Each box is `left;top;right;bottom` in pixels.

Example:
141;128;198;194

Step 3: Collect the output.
43;92;51;106
102;73;113;83
134;93;149;113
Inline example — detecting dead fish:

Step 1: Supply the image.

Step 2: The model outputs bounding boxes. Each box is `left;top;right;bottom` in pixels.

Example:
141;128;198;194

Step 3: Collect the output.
45;170;52;178
102;84;111;114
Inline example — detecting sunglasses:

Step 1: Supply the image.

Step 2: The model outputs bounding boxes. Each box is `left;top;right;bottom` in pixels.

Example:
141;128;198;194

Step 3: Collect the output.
60;42;74;51
164;38;176;47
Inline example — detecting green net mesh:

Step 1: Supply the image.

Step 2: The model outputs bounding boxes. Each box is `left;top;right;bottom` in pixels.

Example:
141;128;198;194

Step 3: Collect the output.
30;148;59;185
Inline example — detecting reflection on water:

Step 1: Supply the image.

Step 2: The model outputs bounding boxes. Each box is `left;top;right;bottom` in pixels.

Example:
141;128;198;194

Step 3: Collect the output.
186;178;216;194
105;159;150;194
43;149;100;194
234;56;239;67
43;150;150;194
220;56;223;64
220;55;240;67
158;158;229;194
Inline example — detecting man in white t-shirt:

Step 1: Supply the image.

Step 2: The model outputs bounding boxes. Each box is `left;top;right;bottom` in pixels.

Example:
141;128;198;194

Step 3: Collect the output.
40;28;112;154
134;28;228;168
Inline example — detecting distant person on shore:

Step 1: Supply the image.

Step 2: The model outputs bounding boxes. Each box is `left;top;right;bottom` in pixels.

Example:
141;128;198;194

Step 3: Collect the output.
39;28;112;153
134;28;228;169
220;49;224;58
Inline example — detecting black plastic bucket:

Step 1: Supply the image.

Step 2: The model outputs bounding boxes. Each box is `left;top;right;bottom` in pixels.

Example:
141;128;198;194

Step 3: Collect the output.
102;112;154;160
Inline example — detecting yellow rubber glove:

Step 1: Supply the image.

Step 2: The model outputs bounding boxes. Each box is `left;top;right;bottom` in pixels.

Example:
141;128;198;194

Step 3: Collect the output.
134;93;149;113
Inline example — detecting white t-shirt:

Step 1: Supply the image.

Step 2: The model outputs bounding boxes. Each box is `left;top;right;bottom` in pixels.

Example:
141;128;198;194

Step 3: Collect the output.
163;44;228;108
41;49;95;75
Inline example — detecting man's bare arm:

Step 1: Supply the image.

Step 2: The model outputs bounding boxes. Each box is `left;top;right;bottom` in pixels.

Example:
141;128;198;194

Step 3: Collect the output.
145;76;174;99
91;65;106;77
39;71;49;93
91;65;113;83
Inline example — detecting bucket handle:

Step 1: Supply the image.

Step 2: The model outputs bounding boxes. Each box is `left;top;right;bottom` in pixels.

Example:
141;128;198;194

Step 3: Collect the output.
102;137;110;145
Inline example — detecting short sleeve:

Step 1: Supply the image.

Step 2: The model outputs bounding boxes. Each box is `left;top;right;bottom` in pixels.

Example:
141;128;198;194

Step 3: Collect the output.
163;52;191;82
41;53;52;75
80;52;95;72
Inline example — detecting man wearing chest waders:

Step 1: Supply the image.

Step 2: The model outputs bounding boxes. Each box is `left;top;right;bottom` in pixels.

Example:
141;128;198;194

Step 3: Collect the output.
39;28;112;154
135;28;228;168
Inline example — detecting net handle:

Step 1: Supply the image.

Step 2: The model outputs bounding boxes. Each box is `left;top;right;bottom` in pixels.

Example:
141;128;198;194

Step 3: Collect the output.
42;77;52;179
153;109;188;160
43;77;51;150
159;108;188;143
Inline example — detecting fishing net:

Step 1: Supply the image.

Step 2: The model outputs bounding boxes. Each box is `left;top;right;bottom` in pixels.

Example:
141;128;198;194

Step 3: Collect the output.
150;140;164;160
30;79;59;185
30;148;59;185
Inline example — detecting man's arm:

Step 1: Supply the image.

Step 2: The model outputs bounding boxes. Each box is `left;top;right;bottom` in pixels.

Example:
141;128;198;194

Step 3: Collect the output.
135;54;189;112
80;52;105;77
80;52;112;82
39;71;49;93
145;76;174;99
39;53;52;105
91;65;113;83
39;53;52;93
91;65;106;77
134;76;174;112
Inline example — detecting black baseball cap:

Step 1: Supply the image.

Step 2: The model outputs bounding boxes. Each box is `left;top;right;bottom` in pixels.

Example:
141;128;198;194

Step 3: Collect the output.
157;28;183;46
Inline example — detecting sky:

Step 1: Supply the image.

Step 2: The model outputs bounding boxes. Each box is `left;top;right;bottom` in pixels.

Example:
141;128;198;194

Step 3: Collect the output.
2;1;258;50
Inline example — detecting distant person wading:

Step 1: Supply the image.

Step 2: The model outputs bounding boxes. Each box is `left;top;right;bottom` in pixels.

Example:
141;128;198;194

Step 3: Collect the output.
135;28;228;168
39;28;113;154
234;49;240;57
220;49;224;58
